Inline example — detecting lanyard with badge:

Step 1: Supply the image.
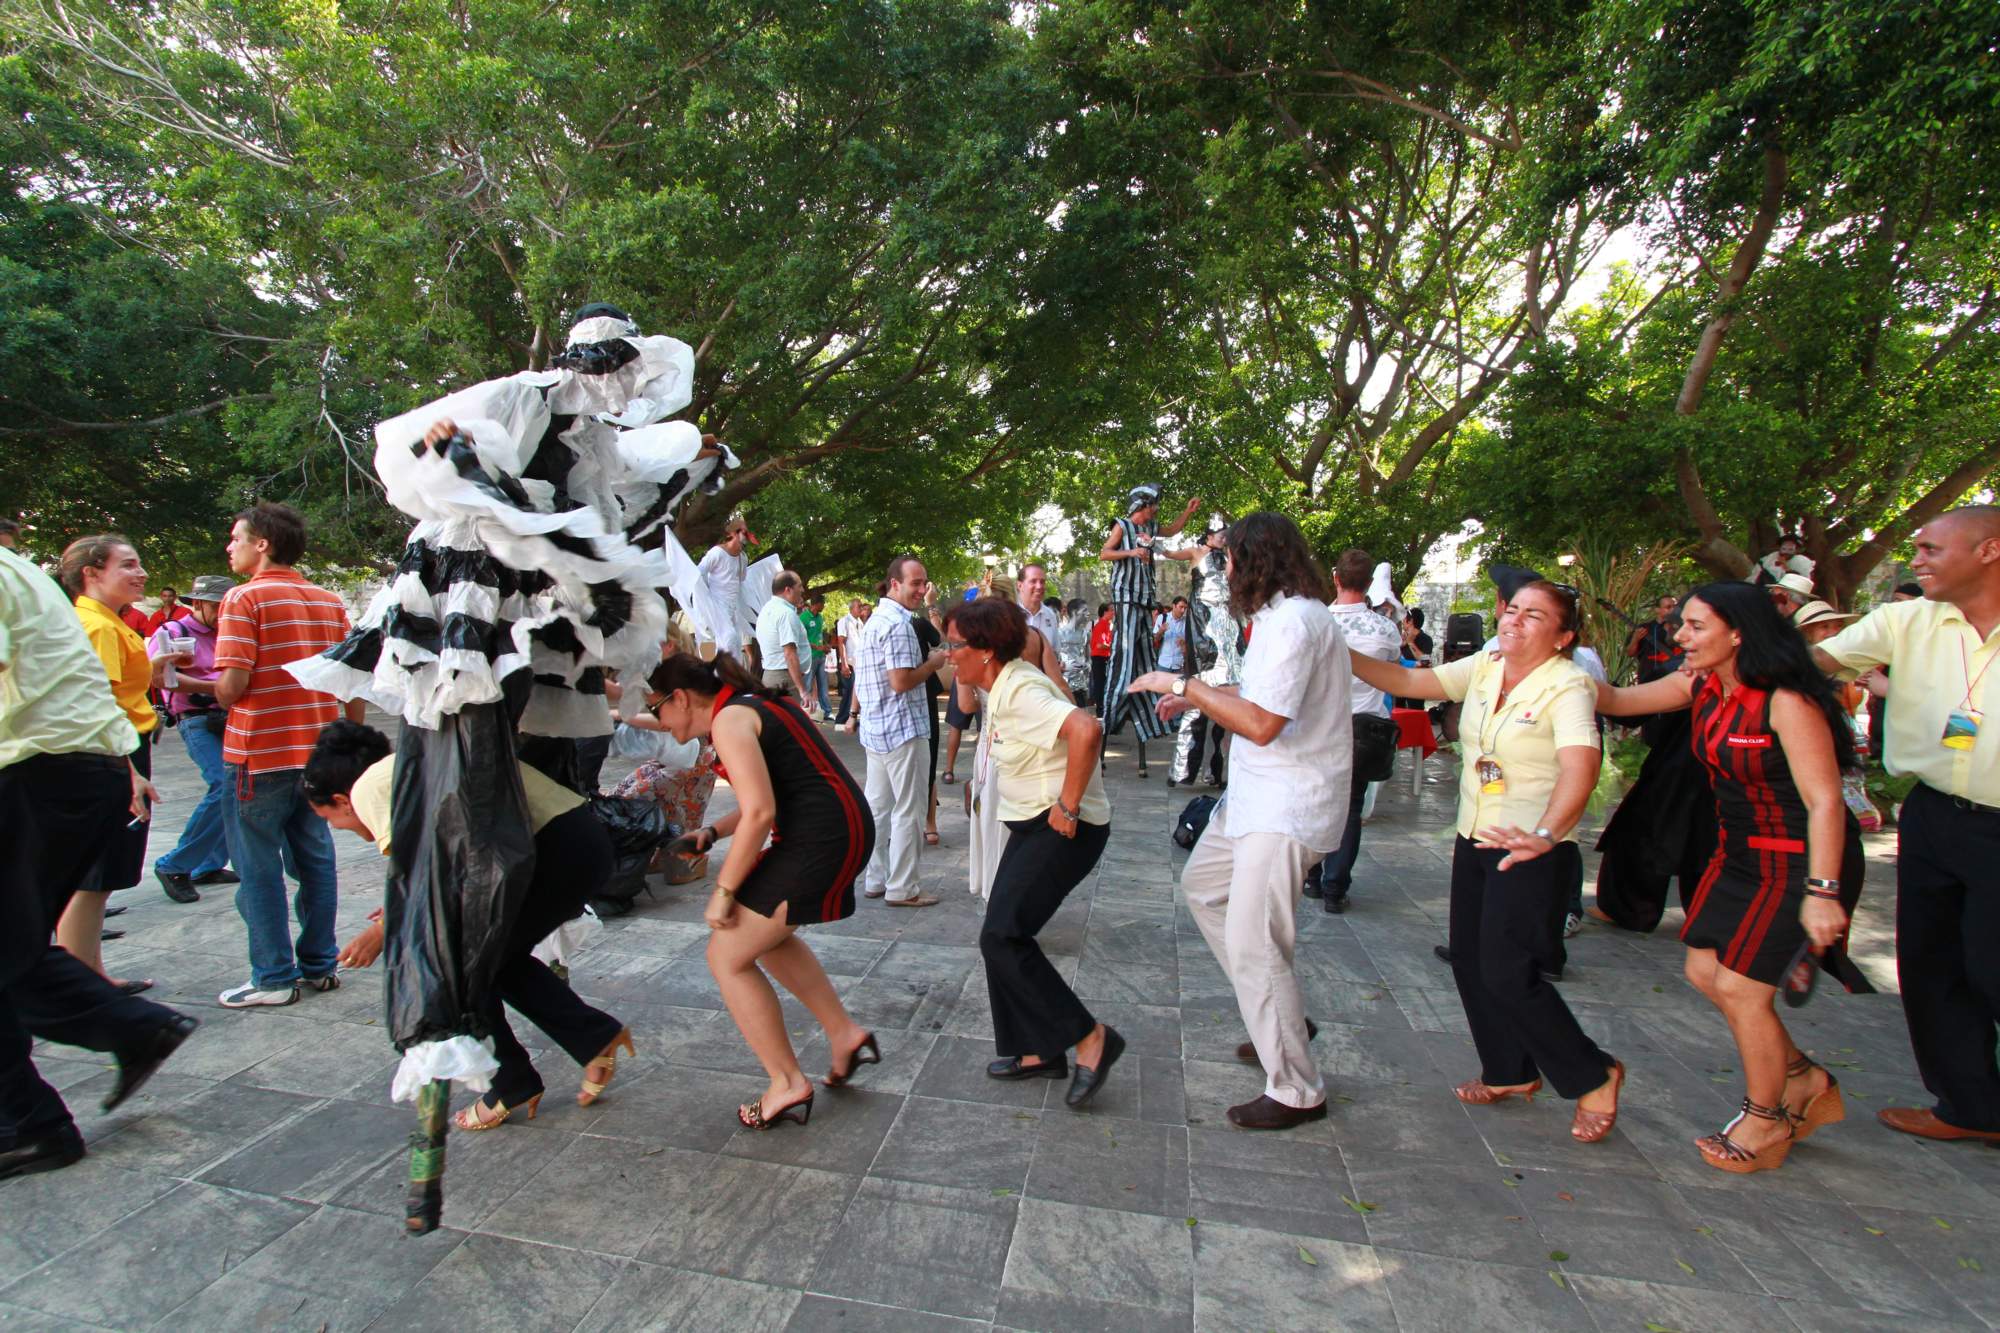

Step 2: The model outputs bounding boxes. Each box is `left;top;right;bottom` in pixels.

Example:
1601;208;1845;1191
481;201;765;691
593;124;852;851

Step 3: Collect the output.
1944;633;1994;750
1473;667;1532;795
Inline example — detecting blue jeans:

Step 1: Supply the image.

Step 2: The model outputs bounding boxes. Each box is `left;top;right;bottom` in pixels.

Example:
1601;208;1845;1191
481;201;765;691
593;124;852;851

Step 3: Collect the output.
1312;781;1369;901
809;656;833;714
223;765;340;989
154;715;231;878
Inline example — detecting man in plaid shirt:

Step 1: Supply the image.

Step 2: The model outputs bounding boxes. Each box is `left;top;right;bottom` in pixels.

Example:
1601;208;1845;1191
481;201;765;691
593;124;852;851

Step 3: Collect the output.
854;555;948;906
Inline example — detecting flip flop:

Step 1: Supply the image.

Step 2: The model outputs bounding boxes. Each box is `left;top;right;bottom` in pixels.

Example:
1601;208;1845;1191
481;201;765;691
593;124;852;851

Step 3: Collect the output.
1780;939;1818;1009
941;771;957;784
924;830;940;846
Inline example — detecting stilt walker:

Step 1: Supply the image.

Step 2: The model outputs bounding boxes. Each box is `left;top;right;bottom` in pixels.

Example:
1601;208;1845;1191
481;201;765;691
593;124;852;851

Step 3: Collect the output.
1098;484;1201;776
291;303;733;1233
1164;517;1242;785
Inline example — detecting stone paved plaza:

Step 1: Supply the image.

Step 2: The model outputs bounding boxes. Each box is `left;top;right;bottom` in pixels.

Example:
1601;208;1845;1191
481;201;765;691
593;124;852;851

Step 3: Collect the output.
4;715;1998;1332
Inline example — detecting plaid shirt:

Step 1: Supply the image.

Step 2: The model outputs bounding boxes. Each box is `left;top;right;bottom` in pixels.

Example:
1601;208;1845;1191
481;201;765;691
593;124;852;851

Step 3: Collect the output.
853;598;929;753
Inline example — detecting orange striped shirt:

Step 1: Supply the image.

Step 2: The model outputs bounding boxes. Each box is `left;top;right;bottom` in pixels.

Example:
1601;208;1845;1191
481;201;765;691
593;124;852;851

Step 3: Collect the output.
214;569;351;772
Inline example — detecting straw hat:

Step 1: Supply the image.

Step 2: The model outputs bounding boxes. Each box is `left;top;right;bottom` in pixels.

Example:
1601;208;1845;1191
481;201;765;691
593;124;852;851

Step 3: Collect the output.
1792;600;1856;630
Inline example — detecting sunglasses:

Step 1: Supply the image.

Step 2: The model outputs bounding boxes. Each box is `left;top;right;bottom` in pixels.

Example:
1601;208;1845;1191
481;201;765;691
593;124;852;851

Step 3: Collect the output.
943;639;968;651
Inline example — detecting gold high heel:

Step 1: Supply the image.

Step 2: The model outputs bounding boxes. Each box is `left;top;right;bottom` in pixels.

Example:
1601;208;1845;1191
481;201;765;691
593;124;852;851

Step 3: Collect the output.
454;1091;541;1132
578;1028;634;1106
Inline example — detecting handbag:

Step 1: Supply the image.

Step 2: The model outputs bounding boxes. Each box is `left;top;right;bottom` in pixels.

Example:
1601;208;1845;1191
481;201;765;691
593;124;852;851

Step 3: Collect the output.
1353;713;1399;785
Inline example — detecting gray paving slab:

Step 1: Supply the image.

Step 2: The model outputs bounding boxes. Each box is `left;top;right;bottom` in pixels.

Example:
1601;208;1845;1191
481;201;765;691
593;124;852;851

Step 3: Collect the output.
2;717;1990;1330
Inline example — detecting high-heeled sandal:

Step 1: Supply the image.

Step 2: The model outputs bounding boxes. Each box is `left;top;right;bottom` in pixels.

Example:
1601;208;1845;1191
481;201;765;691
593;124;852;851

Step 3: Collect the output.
578;1028;634;1107
824;1032;881;1088
739;1091;814;1130
453;1091;542;1132
1784;1054;1845;1141
1455;1077;1542;1105
1571;1059;1625;1143
1698;1097;1795;1172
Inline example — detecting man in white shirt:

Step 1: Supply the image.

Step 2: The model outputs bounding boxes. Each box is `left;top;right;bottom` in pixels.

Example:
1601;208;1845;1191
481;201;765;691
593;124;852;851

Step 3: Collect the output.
1017;562;1061;647
1130;513;1351;1130
696;516;751;658
1307;550;1402;915
853;556;949;906
832;598;867;728
753;571;812;706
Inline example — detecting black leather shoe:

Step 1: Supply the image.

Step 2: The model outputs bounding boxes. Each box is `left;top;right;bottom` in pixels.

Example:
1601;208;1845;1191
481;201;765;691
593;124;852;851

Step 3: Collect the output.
1433;945;1454;965
1226;1094;1329;1131
100;930;125;942
193;868;240;886
988;1055;1067;1080
0;1124;85;1181
1323;893;1348;915
1065;1027;1125;1109
1238;1018;1319;1062
104;906;128;918
104;1014;199;1113
157;870;200;904
1301;878;1323;900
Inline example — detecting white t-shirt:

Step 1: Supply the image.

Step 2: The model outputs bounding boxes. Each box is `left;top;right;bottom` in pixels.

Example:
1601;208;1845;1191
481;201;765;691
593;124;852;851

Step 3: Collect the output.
1224;592;1354;853
1328;600;1400;719
835;614;862;663
754;597;811;670
1020;601;1061;652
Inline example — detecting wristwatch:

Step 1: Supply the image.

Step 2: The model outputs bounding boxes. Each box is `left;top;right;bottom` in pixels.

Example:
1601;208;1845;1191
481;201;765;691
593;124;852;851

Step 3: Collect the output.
1171;678;1188;697
1533;826;1554;843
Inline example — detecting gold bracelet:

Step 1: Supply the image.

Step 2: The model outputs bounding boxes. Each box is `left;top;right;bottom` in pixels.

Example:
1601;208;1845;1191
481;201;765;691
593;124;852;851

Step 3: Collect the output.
714;884;737;897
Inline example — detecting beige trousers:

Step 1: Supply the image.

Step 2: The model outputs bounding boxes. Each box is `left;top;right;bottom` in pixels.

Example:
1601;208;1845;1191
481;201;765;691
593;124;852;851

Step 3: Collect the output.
1180;799;1325;1108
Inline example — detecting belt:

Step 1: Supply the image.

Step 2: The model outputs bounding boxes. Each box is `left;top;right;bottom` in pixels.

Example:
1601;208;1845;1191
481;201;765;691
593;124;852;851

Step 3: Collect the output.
1919;782;2000;817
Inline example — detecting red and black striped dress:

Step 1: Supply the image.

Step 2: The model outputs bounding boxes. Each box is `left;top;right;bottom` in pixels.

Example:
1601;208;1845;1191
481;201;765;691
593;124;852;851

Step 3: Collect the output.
1682;675;1815;983
713;689;876;925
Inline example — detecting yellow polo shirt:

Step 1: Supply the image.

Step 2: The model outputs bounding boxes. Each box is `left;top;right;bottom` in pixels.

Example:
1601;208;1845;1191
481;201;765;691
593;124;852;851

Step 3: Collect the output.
74;595;158;736
1432;651;1599;841
986;658;1111;824
1817;598;1999;803
0;547;139;767
347;755;584;856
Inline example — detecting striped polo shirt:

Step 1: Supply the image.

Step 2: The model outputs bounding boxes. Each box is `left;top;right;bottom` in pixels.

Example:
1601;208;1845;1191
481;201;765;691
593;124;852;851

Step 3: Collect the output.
213;568;350;772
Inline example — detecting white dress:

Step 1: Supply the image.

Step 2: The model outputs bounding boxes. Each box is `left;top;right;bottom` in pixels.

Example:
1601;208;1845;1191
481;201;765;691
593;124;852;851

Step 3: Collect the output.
967;686;1006;900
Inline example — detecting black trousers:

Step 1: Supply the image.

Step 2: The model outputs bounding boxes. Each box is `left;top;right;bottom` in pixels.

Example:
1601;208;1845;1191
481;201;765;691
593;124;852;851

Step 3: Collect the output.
484;806;625;1106
834;668;856;725
1;753;177;1139
982;814;1110;1060
1089;657;1109;715
1309;780;1369;901
1895;784;2000;1131
1448;837;1612;1099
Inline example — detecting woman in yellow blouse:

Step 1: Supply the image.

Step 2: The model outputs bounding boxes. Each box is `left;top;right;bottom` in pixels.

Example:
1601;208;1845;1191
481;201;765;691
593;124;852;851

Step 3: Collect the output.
1351;582;1624;1143
57;535;187;993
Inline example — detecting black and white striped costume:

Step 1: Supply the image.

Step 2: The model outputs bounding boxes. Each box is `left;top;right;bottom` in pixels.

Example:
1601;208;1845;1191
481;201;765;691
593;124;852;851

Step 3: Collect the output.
287;308;737;1100
1100;515;1169;741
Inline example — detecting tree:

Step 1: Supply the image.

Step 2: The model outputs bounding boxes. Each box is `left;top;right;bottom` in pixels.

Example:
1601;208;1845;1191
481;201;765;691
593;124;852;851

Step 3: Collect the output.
6;0;1075;581
1483;0;2000;607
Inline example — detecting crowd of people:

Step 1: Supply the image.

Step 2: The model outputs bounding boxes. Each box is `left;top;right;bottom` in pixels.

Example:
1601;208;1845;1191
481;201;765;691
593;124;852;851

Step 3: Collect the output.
4;471;1996;1208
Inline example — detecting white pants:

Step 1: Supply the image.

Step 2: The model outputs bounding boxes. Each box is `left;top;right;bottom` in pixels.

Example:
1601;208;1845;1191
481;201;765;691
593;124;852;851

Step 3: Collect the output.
862;735;928;901
1180;799;1325;1108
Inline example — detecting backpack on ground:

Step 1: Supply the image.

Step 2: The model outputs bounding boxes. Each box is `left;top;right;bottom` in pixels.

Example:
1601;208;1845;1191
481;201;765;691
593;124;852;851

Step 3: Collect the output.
1173;794;1218;849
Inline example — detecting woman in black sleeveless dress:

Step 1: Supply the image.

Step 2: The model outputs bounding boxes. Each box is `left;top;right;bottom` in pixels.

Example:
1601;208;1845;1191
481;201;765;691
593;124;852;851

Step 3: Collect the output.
645;653;879;1130
1594;582;1858;1174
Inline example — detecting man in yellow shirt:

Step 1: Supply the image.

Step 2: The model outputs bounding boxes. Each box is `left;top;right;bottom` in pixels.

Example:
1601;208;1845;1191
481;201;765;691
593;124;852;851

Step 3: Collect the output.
1814;505;2000;1143
0;546;199;1180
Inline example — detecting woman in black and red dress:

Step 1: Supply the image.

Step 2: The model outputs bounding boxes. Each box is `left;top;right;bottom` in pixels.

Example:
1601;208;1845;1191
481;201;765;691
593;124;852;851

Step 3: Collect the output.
645;652;879;1130
1596;581;1858;1173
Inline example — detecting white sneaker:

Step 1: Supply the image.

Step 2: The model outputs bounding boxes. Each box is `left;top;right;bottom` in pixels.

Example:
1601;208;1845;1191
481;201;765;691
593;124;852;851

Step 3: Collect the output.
218;982;299;1008
1562;912;1583;939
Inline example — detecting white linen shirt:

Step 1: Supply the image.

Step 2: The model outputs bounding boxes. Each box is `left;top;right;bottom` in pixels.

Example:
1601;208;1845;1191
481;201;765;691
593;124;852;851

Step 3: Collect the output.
697;545;747;652
853;598;929;754
754;597;811;668
1224;592;1354;852
1328;601;1400;719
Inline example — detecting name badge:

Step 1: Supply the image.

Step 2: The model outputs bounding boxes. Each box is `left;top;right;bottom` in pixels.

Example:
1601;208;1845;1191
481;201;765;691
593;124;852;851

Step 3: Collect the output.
1943;708;1983;751
1725;734;1772;748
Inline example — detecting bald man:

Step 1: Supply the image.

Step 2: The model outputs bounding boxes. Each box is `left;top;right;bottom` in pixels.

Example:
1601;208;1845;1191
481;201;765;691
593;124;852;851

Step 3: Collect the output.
1812;506;2000;1144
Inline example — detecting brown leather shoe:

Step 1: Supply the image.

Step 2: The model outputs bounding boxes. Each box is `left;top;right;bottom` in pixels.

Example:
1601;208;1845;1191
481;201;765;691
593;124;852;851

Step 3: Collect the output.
1236;1018;1319;1062
1876;1106;2000;1143
1226;1094;1329;1130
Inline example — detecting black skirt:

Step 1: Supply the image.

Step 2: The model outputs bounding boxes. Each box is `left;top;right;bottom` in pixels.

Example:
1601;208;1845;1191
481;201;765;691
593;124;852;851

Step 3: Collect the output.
82;736;151;891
